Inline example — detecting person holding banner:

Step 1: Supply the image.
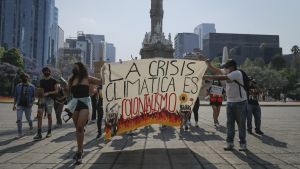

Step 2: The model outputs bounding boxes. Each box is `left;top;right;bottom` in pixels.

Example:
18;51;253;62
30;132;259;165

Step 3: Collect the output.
207;80;225;127
65;62;101;165
204;59;248;151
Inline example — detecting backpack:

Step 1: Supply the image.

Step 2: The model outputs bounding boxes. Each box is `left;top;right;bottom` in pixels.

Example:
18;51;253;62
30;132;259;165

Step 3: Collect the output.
233;69;250;98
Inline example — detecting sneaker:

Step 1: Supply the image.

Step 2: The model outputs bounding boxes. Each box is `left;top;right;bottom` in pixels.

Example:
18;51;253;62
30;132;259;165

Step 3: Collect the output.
247;129;253;134
96;133;101;139
46;132;52;138
255;130;264;135
29;126;33;131
195;122;199;127
75;151;83;165
224;143;234;151
33;134;42;140
184;125;189;131
239;144;247;151
15;133;23;139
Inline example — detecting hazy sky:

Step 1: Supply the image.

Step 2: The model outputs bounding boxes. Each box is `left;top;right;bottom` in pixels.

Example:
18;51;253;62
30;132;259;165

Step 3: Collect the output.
56;0;300;61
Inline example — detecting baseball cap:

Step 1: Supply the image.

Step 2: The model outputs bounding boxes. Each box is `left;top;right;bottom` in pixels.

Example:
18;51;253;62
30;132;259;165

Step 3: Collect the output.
221;59;237;68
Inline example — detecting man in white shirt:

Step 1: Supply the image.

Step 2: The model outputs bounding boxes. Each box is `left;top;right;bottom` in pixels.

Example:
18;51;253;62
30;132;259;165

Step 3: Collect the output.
203;59;248;151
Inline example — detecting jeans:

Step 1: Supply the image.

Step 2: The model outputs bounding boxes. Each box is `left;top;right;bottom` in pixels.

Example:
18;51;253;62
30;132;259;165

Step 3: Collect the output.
97;107;103;135
16;106;33;134
247;104;261;130
226;101;247;144
54;101;64;125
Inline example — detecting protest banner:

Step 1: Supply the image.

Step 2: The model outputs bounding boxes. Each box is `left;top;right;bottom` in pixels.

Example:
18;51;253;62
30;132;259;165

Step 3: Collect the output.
209;85;224;96
102;59;207;139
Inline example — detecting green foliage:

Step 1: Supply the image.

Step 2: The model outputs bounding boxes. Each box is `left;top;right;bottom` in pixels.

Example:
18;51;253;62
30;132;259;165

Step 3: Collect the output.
0;47;5;59
271;55;286;70
1;48;24;69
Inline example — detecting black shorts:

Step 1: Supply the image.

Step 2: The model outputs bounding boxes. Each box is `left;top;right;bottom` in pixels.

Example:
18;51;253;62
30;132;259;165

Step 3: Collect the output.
75;100;88;111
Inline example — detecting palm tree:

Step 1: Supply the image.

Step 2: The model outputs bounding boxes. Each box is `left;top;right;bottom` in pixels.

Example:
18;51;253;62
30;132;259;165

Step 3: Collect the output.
291;45;300;81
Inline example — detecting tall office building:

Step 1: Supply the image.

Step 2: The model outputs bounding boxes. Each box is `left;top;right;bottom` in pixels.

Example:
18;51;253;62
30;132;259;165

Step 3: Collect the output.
86;34;105;61
174;33;199;59
105;43;116;63
0;0;58;67
203;33;282;64
194;23;216;50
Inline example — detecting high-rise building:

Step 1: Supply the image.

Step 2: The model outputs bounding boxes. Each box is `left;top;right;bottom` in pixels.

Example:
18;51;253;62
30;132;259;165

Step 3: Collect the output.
174;33;199;59
203;33;282;64
105;43;116;63
0;0;58;67
86;34;105;61
194;23;216;50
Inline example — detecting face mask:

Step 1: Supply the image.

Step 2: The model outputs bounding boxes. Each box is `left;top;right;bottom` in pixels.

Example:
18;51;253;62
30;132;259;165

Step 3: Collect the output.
21;78;28;83
44;72;50;77
72;68;79;75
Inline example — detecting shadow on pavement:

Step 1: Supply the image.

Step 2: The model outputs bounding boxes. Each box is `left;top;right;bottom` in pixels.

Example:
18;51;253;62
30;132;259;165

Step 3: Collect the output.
153;126;176;141
51;132;75;143
252;134;287;148
0;137;18;147
0;140;38;154
232;150;281;169
72;148;217;169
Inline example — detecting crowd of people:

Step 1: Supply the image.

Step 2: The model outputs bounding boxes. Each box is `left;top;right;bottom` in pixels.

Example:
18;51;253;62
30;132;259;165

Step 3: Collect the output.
12;59;265;165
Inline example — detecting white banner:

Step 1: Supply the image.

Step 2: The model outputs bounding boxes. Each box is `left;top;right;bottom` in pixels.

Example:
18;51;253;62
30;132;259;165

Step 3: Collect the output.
102;58;207;139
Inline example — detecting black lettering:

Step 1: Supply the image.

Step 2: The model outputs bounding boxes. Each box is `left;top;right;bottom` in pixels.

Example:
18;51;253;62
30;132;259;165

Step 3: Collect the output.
149;60;157;76
183;77;190;93
170;60;179;75
181;61;186;76
157;60;166;76
186;62;196;76
109;64;123;82
191;77;199;94
166;77;175;92
140;79;149;94
125;63;141;79
106;83;114;101
161;77;168;92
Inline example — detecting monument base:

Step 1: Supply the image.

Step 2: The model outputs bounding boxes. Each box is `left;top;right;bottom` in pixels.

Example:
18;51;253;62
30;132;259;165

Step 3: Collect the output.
140;41;174;59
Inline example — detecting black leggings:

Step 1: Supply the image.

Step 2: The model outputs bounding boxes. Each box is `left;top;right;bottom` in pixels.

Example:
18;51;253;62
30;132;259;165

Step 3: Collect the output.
190;98;200;122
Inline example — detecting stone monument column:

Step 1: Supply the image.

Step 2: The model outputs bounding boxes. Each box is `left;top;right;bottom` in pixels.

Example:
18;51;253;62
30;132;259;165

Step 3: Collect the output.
140;0;174;59
150;0;163;36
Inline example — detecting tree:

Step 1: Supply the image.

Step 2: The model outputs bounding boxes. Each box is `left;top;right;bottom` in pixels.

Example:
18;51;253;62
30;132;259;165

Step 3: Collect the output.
0;47;5;59
253;57;265;68
1;48;24;69
271;55;286;70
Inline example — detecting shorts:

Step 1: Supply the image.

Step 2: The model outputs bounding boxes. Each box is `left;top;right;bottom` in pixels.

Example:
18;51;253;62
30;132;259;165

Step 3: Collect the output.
210;101;222;107
75;100;89;111
38;97;54;115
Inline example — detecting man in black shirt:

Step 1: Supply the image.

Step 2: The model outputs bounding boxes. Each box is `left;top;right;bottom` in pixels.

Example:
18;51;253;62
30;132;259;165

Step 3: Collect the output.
247;79;264;135
34;67;58;140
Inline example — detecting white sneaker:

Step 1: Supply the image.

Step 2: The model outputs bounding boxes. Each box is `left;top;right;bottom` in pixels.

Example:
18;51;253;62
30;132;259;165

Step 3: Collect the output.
239;144;247;151
224;143;234;151
15;134;23;139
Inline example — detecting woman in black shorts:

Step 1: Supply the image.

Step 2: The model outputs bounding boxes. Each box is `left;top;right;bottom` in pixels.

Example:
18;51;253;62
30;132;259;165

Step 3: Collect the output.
66;62;101;164
207;80;224;127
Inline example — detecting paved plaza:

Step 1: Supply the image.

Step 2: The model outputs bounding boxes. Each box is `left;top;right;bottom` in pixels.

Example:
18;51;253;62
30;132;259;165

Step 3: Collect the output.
0;103;299;169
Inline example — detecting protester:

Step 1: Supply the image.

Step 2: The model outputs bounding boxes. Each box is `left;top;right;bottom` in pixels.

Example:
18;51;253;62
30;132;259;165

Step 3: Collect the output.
247;79;264;135
53;84;66;128
96;86;104;139
207;80;225;127
34;67;58;140
13;73;35;138
189;97;200;127
91;88;98;123
204;59;248;151
66;62;101;164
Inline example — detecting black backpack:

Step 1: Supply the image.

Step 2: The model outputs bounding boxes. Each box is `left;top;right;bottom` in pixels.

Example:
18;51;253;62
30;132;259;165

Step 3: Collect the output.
233;69;250;98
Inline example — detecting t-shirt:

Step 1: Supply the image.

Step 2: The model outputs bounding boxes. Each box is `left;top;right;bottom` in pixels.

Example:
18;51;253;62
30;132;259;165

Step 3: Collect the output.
221;69;247;103
18;84;29;106
248;86;260;105
39;78;57;98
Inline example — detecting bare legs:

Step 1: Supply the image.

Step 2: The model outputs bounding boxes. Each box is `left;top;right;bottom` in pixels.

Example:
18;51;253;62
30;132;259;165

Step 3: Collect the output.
72;109;89;153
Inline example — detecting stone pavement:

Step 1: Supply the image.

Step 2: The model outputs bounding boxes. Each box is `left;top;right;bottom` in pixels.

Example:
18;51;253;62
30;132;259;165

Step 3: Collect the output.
0;103;299;169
